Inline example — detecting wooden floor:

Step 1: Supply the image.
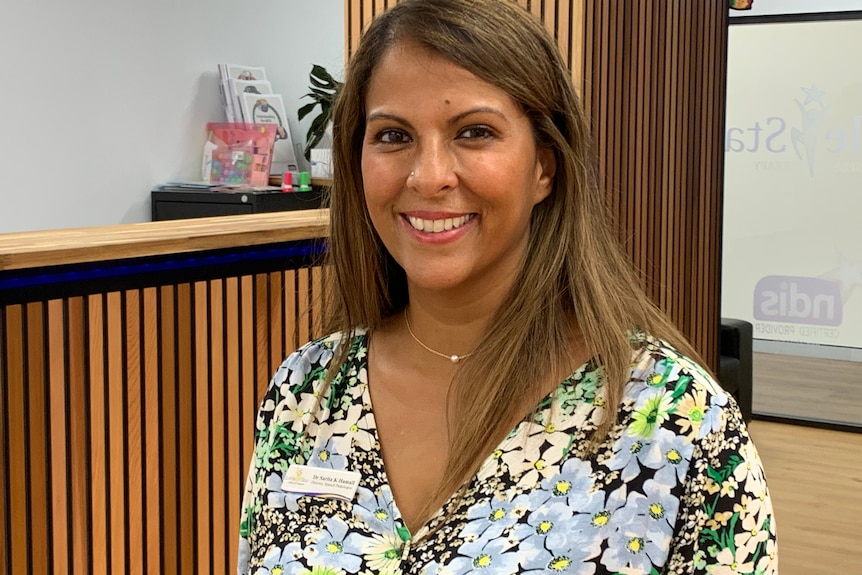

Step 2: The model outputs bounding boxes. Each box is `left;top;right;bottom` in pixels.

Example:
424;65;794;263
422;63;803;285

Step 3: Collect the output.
753;352;862;427
748;420;862;573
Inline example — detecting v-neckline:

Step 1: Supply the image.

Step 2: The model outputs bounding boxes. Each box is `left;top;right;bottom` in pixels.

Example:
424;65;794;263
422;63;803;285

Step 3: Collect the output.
353;331;599;542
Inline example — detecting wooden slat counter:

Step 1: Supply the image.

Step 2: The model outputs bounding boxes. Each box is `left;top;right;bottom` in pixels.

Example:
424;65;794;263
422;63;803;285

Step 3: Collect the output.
0;211;329;575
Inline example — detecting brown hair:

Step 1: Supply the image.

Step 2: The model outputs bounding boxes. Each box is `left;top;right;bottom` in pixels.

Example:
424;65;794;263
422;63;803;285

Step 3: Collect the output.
324;0;704;522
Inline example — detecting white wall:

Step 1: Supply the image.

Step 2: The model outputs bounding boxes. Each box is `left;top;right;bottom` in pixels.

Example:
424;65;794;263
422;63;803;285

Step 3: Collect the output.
730;0;862;17
0;0;344;233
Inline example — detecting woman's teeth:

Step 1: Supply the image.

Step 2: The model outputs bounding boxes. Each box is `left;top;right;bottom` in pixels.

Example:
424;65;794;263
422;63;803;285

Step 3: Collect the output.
407;214;473;233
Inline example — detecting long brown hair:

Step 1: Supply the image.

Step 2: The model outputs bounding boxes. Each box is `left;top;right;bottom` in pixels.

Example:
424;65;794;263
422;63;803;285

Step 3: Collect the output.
324;0;705;522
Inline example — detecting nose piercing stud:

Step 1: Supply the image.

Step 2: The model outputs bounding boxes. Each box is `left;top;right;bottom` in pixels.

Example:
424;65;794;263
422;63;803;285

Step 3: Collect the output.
409;171;415;177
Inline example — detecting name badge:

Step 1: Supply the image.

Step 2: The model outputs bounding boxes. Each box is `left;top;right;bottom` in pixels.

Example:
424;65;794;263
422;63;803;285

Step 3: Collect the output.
282;465;361;501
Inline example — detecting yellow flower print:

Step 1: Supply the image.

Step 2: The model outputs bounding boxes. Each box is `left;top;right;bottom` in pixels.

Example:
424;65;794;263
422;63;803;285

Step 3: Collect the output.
553;480;572;496
705;477;721;495
706;511;733;531
676;388;708;440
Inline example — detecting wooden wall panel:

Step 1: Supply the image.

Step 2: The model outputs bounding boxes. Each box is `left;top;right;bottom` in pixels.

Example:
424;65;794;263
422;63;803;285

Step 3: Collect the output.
0;264;326;573
579;0;727;366
345;0;726;367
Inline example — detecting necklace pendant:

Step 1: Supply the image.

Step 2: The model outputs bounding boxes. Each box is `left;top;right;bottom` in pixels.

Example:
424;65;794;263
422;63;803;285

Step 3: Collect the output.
450;355;460;363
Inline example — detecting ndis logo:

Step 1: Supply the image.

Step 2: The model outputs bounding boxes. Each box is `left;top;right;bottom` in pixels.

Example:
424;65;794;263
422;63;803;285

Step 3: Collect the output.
754;276;842;326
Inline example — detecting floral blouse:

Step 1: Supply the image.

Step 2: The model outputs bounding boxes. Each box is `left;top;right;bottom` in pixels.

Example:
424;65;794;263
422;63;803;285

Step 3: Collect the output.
238;330;777;575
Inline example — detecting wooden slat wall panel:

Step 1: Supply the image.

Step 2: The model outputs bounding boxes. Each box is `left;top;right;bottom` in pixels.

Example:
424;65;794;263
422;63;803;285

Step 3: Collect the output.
580;0;726;367
0;264;325;573
346;0;725;367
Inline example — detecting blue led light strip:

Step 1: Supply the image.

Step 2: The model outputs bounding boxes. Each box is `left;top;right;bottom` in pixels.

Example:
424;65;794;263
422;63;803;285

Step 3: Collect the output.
0;240;326;291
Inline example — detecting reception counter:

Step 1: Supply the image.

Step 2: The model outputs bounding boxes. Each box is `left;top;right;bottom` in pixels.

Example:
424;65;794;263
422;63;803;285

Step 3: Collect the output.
0;210;329;574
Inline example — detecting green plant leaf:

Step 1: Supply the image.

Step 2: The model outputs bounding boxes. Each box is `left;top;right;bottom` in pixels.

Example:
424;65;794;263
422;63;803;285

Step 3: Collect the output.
310;74;337;90
308;86;333;99
300;64;341;161
311;64;337;85
297;101;318;121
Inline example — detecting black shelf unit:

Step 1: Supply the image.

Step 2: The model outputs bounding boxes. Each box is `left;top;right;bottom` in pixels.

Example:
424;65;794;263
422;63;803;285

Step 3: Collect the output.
151;187;324;221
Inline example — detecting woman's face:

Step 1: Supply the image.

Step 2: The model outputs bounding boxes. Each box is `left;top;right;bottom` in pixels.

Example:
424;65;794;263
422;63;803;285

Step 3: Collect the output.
361;41;554;301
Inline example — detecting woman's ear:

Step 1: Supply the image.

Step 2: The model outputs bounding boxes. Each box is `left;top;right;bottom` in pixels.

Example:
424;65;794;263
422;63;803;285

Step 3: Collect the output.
533;146;556;204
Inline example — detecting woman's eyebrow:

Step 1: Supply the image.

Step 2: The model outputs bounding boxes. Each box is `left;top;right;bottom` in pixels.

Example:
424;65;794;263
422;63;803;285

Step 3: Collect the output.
366;107;508;128
448;106;508;126
365;111;412;127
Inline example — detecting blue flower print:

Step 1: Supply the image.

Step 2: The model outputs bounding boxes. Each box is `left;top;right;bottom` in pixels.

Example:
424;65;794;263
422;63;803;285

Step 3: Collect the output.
612;479;679;550
605;427;679;482
459;493;530;542
535;457;600;508
601;524;664;573
646;357;675;388
282;347;316;388
652;431;695;485
354;485;398;533
600;480;678;572
448;537;522;574
265;471;300;512
697;392;728;440
513;498;574;552
256;541;304;575
517;500;604;574
309;435;347;470
303;516;365;573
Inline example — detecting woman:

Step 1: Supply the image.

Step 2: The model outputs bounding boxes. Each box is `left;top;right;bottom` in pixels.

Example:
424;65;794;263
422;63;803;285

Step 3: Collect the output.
238;1;777;573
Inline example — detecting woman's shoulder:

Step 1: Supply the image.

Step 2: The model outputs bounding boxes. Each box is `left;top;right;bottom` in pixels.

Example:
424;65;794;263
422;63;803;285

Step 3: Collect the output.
271;328;369;390
621;332;740;443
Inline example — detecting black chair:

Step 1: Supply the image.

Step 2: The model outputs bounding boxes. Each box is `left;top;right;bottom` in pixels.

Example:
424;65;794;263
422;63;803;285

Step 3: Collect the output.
717;318;753;422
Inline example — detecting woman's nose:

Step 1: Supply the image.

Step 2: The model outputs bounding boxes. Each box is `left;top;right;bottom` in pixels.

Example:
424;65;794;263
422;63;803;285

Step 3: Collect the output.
408;139;458;194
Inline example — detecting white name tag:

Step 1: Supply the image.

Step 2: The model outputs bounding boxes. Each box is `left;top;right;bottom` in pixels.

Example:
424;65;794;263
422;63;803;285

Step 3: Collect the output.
282;465;361;501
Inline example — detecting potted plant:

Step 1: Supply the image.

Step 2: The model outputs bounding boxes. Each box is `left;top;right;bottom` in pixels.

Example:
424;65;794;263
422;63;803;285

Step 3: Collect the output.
298;64;342;161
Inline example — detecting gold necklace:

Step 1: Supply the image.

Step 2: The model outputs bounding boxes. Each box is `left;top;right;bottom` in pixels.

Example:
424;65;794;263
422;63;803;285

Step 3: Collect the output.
403;308;474;364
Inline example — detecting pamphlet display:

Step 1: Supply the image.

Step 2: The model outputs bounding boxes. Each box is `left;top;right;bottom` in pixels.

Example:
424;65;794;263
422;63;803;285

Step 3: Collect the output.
217;63;298;174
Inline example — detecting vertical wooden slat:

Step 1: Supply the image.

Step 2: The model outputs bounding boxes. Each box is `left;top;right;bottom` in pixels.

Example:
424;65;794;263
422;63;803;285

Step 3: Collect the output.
66;297;90;575
240;275;257;493
269;272;284;375
311;266;325;337
26;303;49;574
106;292;127;572
209;279;228;574
4;306;28;575
284;270;298;354
0;306;9;575
194;281;212;574
47;299;69;571
297;269;312;346
125;290;144;575
175;284;194;575
225;276;242;573
88;294;108;575
0;306;6;573
142;287;160;575
568;0;584;95
159;285;177;575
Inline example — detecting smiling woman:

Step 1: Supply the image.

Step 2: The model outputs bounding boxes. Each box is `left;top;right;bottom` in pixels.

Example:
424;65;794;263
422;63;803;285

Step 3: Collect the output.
237;1;778;574
361;40;554;298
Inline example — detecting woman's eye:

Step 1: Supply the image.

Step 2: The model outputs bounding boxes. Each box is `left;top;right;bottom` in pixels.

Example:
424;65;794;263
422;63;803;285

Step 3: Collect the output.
376;129;411;144
459;126;495;140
